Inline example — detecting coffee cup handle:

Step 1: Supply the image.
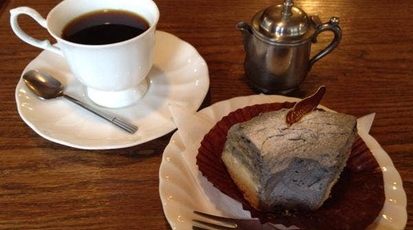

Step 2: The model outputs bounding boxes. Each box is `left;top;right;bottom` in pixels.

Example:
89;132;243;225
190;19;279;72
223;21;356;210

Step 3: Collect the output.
308;17;342;70
10;7;63;56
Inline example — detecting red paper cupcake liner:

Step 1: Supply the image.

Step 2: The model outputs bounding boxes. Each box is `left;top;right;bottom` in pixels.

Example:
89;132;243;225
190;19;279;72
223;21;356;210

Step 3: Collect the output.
197;102;385;230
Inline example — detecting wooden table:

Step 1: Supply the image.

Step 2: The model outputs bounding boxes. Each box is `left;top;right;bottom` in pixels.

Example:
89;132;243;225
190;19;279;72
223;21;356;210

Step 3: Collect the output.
0;0;411;229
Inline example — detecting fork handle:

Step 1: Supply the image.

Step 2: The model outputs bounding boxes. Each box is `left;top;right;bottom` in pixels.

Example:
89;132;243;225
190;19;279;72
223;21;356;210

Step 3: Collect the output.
63;94;138;134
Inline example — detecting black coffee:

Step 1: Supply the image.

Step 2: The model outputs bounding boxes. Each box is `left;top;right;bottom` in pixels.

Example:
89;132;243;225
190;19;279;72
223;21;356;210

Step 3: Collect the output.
62;10;149;45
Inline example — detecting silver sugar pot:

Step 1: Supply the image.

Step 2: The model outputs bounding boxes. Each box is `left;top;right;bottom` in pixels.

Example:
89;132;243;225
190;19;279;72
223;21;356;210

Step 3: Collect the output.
237;0;341;94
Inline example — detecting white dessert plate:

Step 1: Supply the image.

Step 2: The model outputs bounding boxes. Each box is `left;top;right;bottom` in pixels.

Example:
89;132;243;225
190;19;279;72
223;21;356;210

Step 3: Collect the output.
15;31;209;150
159;94;407;230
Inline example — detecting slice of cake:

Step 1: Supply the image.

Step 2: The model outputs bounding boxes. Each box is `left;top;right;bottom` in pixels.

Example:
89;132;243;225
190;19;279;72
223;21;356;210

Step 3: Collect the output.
221;109;357;212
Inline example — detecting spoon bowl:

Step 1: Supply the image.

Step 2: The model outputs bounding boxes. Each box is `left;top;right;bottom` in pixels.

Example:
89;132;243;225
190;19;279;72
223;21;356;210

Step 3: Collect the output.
23;70;64;99
22;70;138;134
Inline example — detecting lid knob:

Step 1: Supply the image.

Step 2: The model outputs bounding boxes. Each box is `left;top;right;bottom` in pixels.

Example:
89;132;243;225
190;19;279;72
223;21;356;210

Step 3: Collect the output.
282;0;294;16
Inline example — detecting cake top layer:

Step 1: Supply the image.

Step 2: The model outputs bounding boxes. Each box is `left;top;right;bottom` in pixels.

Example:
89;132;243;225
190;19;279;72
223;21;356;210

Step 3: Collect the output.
227;109;357;172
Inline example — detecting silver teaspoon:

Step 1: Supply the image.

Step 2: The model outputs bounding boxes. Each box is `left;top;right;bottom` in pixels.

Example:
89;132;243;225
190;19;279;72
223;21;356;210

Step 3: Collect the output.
23;70;138;134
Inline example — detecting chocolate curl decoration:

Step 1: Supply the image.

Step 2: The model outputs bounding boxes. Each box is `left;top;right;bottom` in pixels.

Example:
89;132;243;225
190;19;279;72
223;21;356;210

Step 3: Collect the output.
286;86;326;125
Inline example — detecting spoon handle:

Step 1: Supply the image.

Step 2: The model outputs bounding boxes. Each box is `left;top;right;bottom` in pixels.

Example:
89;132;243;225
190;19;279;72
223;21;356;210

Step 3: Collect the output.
63;94;138;134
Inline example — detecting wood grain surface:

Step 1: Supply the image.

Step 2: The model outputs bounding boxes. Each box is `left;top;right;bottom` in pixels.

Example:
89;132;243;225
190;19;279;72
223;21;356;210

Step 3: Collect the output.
0;0;412;229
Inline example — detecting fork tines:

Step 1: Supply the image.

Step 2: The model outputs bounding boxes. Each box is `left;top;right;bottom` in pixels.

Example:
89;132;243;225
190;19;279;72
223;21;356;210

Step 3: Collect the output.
192;211;237;230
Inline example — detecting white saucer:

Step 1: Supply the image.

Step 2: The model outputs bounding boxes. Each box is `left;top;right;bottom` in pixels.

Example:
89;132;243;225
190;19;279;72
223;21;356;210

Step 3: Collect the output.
15;31;210;150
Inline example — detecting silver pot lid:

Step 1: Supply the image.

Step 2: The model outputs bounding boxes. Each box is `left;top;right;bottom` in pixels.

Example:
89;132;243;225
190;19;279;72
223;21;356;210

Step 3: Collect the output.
251;0;316;43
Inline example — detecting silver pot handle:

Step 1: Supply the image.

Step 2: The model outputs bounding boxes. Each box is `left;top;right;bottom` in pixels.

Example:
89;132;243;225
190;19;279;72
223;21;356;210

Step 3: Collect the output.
309;17;342;69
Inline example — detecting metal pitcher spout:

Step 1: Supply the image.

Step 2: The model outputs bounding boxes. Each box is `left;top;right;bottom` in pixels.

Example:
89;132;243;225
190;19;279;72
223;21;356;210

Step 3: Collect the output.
236;22;253;50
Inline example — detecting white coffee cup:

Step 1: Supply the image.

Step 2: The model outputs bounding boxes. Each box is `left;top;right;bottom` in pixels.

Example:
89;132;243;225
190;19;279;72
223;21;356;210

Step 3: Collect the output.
10;0;160;108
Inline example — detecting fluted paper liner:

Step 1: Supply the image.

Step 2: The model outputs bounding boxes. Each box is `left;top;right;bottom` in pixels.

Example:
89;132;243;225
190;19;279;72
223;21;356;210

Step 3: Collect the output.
196;102;385;230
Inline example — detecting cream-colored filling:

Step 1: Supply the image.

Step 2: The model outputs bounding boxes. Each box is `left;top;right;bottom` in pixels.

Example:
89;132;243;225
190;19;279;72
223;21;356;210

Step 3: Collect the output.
221;149;260;208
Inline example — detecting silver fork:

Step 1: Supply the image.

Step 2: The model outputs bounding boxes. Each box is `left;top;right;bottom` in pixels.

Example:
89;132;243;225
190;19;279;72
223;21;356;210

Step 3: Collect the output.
192;211;303;230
